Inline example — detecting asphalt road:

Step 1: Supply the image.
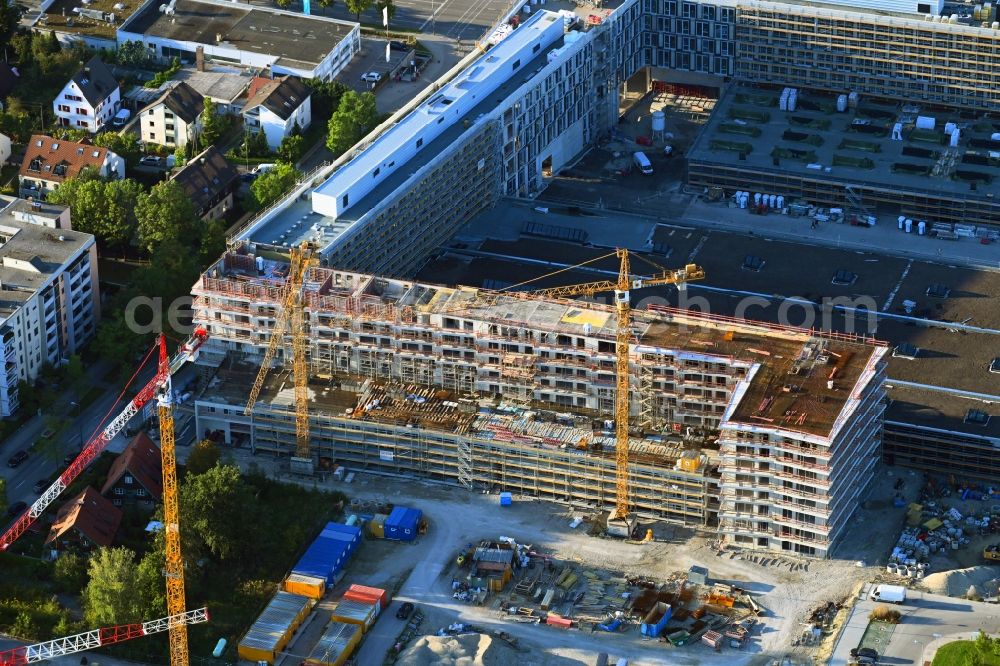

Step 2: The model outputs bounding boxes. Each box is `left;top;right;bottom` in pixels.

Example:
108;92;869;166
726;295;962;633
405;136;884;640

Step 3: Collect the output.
830;586;1000;666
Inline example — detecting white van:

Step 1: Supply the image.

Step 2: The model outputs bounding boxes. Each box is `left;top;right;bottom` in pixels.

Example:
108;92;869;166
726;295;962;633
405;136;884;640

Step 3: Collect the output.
633;151;653;175
253;163;277;174
868;584;906;604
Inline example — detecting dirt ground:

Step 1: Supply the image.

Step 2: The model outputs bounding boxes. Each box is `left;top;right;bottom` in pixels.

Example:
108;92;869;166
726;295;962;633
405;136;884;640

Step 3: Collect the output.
326;470;912;666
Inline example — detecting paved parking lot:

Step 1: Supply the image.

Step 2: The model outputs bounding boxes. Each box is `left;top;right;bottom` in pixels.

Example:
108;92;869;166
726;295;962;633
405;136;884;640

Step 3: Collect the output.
830;587;1000;666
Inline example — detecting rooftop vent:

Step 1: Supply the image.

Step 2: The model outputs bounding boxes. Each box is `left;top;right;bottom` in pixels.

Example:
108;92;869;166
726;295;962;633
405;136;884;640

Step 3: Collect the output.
831;269;857;286
965;409;990;426
926;284;951;298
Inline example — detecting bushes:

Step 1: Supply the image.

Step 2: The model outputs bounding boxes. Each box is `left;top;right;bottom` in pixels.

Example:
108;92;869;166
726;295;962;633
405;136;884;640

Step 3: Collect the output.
869;605;901;623
144;57;182;89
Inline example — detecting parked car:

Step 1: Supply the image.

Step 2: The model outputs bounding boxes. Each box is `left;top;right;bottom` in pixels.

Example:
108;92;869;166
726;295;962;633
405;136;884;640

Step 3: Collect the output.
6;501;27;518
360;72;382;83
7;450;28;467
252;163;276;175
112;109;132;127
395;602;414;619
139;155;163;166
850;647;878;664
33;477;51;493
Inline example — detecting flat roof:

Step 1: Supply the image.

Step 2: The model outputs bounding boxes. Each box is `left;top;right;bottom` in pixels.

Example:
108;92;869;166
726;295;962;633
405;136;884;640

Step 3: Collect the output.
122;0;356;69
172;67;251;104
885;384;1000;441
0;215;92;317
198;252;882;438
244;14;569;254
688;85;1000;202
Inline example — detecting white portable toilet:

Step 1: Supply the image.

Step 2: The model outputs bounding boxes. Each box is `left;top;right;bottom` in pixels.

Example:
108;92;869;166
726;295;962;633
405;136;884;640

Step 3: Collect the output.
837;94;848;112
769;194;777;208
777;195;785;209
754;193;762;205
905;218;913;233
918;220;926;235
898;215;906;229
950;129;961;147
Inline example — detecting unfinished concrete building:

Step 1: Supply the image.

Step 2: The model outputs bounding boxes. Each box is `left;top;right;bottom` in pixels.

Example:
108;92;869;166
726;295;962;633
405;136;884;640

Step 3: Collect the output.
191;249;887;556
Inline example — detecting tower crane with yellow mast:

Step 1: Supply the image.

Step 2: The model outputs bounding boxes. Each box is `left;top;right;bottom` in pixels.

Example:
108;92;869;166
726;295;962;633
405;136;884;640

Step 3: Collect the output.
521;249;704;533
244;242;317;472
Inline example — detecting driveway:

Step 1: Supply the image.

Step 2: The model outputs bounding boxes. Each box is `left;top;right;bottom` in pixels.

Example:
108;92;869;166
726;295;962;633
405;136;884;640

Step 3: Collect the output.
830;586;1000;666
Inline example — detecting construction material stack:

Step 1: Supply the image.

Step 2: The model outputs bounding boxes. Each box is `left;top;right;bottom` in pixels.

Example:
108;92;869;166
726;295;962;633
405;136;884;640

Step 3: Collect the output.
237;591;314;664
303;621;362;666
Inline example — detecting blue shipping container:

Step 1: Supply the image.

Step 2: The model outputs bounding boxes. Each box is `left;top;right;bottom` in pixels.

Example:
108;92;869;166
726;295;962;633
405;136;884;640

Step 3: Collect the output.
499;492;512;506
640;603;672;637
320;522;362;556
385;506;422;541
292;530;354;585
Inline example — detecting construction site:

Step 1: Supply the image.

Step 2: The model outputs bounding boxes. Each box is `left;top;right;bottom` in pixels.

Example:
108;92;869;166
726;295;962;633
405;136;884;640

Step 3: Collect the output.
190;241;887;559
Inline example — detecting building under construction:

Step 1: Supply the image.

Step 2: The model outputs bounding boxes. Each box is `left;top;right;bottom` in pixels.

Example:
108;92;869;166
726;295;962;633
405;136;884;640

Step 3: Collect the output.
192;248;887;557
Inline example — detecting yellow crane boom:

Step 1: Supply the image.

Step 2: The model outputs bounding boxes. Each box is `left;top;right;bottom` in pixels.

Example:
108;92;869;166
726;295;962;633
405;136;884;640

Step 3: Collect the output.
529;249;705;520
244;243;316;460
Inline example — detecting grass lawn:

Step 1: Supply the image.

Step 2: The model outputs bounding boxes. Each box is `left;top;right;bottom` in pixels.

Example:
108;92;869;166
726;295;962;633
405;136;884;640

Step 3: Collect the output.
933;641;1000;666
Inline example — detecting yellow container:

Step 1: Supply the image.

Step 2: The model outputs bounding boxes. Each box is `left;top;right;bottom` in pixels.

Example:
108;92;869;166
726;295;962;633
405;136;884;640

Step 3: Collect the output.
238;591;315;664
284;573;326;600
330;599;376;633
367;514;387;539
304;621;362;666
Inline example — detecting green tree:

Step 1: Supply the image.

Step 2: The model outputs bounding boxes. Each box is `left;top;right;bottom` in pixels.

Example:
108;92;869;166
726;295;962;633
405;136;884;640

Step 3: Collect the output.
94;131;141;165
0;3;22;47
65;354;85;385
275;0;293;7
116;39;148;67
93;315;149;379
0;110;33;142
10;612;38;640
326;90;377;155
199;219;227;267
345;0;372;21
47;175;142;251
53;553;88;594
181;464;254;562
136;180;198;253
83;547;148;625
315;0;335;13
306;79;349;120
199;97;226;147
136;544;167;617
246;162;299;211
277;133;305;164
133;237;202;305
185;439;221;476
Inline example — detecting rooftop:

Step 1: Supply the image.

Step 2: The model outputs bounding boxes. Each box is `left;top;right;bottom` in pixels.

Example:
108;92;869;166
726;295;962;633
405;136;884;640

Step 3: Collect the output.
100;432;164;500
0;209;93;317
885;383;1000;441
688;85;1000;202
242;11;571;256
197;253;883;438
0;197;68;222
121;0;357;71
244;76;310;121
173;67;252;104
46;487;123;548
40;0;139;38
152;81;204;124
170;146;239;214
20;135;115;185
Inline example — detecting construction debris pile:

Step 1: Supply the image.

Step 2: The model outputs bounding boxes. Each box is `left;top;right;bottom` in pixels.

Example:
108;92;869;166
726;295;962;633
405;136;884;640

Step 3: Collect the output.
888;494;999;576
470;547;766;654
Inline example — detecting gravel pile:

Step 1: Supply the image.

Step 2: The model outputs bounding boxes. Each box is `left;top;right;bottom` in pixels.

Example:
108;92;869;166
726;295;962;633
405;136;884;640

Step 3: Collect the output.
922;565;1000;597
398;633;516;666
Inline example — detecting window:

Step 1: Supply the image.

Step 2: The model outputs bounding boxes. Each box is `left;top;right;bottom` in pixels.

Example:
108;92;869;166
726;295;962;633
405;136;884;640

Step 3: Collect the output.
114;487;125;495
58;104;70;112
416;138;423;148
148;120;155;127
512;59;520;70
76;120;88;127
136;488;146;497
124;474;133;485
342;194;349;208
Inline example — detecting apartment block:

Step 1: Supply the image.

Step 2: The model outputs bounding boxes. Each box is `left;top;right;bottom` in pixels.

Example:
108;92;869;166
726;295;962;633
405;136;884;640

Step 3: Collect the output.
191;250;886;555
0;201;100;415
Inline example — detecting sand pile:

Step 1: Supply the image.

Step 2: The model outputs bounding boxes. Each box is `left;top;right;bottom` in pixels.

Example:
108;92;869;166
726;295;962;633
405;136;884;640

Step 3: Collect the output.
398;633;518;666
922;565;1000;597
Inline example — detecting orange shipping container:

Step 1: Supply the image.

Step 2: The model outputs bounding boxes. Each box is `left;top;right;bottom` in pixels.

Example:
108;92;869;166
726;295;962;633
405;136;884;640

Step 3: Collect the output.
284;573;326;600
346;584;389;608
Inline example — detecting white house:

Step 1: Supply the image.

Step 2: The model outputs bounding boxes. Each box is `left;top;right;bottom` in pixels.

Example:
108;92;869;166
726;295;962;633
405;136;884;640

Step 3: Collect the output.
0;133;11;165
243;76;312;150
52;56;120;133
141;82;205;149
19;135;125;199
